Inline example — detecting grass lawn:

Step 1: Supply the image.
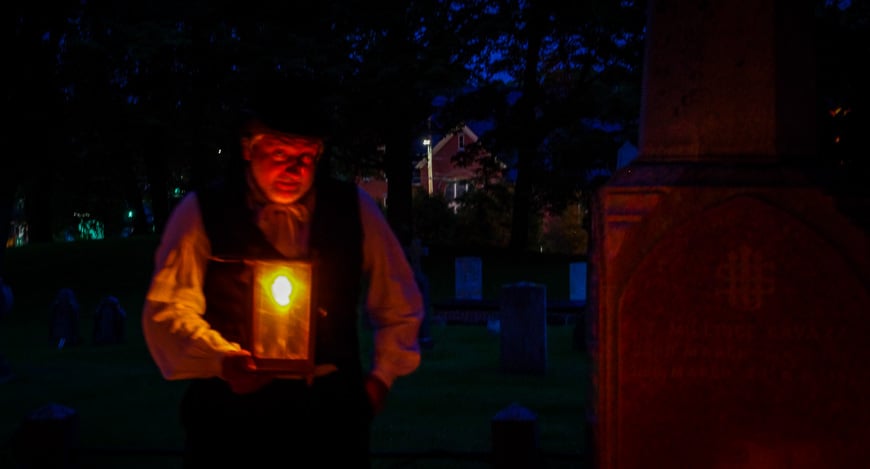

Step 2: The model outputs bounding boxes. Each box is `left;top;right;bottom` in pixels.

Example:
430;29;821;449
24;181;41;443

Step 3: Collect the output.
0;236;592;468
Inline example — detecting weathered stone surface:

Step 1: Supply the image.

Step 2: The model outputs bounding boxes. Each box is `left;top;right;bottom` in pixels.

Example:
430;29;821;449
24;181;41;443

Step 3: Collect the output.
590;1;870;467
500;282;547;375
595;175;869;468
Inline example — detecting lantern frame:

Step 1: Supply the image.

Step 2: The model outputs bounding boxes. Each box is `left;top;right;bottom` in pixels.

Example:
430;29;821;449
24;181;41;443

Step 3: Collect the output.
248;259;316;375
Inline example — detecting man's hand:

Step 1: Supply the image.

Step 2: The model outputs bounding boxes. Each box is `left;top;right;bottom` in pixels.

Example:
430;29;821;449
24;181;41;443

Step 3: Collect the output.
365;374;389;416
221;351;273;394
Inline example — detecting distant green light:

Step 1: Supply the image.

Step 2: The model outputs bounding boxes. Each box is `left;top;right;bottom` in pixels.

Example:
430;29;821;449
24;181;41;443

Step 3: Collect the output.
127;210;134;218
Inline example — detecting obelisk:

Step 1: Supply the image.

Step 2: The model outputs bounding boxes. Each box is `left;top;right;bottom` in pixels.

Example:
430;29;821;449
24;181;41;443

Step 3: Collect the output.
590;1;870;468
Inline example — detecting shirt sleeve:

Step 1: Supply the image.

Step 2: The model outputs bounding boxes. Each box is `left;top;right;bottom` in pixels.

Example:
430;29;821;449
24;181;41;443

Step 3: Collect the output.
357;187;424;388
141;193;243;380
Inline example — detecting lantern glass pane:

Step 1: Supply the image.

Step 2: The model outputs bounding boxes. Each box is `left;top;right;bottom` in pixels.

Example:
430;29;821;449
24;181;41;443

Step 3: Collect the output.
251;260;312;362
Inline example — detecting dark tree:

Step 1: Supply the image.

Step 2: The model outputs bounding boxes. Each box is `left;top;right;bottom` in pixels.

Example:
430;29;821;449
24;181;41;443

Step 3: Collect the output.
437;0;648;251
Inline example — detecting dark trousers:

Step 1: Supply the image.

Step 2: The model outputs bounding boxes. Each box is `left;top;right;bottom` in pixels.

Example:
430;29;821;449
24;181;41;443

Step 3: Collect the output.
180;370;372;468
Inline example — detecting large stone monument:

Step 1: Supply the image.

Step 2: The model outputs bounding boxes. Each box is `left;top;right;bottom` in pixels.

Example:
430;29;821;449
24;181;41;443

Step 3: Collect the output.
590;2;869;468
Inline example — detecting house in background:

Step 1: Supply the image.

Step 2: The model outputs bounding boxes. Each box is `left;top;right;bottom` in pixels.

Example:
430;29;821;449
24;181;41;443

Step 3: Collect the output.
357;124;500;211
416;125;484;204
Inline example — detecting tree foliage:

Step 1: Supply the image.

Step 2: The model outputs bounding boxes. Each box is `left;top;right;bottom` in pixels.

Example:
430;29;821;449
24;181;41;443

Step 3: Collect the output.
434;0;648;251
2;0;864;273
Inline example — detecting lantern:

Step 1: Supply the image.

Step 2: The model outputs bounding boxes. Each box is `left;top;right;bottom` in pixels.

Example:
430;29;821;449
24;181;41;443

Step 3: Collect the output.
250;259;315;375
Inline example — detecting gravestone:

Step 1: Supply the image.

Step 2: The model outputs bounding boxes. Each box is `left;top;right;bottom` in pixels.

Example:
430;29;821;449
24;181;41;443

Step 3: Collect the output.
491;403;540;469
13;403;80;468
50;288;80;349
590;2;870;468
454;256;482;300
499;282;547;374
568;262;587;303
0;277;12;383
486;317;501;335
0;276;12;317
93;295;126;345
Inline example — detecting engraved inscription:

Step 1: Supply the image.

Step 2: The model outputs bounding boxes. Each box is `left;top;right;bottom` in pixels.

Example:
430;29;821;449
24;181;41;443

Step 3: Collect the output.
715;245;775;311
622;319;855;386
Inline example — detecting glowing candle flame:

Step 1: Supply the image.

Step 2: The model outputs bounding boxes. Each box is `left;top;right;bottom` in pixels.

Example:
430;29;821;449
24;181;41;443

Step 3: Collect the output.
271;275;293;307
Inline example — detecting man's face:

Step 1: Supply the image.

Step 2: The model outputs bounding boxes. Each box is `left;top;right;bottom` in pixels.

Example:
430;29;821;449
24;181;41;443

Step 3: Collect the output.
243;132;323;204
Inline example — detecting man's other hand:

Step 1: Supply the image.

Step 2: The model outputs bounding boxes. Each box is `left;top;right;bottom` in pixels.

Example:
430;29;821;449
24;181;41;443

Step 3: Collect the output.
365;374;389;416
221;351;272;394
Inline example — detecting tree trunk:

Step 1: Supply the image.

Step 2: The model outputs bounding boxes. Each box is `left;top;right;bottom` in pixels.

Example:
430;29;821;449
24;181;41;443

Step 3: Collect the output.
143;132;172;234
383;126;415;247
508;25;544;252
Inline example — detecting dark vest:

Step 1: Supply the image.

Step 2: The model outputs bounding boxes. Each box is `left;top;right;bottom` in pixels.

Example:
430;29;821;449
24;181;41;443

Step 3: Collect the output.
196;177;364;371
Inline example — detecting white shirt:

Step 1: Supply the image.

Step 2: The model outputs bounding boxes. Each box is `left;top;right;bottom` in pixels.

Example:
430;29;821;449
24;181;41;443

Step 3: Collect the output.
141;185;423;388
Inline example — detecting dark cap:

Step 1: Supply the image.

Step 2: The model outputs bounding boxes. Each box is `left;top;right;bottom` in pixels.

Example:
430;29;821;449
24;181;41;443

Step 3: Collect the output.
239;75;334;139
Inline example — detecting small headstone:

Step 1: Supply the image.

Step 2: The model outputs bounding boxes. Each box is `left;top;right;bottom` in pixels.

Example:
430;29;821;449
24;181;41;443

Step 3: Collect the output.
491;403;540;469
454;256;483;300
569;262;587;302
0;277;13;384
499;282;547;374
0;276;12;317
50;288;80;349
13;403;80;468
93;296;126;345
486;318;501;335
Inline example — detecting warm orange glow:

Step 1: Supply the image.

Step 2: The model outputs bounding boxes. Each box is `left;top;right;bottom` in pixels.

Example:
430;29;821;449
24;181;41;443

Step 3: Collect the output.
258;265;307;312
251;260;313;363
270;275;293;307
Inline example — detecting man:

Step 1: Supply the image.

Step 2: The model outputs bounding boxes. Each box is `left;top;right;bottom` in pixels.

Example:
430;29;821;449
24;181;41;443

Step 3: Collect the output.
142;79;424;468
